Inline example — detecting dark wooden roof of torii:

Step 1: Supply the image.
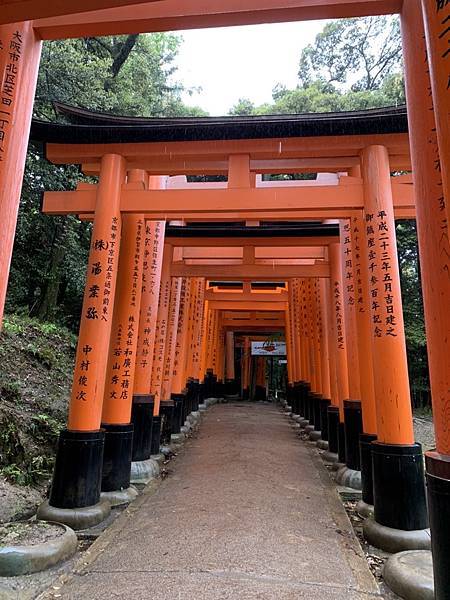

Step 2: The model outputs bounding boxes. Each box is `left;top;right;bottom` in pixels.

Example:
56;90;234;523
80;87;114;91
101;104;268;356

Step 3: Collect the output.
30;102;408;145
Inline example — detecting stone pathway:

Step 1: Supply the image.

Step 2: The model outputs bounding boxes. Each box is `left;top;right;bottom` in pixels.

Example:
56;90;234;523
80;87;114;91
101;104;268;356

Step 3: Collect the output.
41;403;382;599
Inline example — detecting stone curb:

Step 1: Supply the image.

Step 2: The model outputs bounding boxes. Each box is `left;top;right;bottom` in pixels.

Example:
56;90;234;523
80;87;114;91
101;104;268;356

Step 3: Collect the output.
0;523;77;577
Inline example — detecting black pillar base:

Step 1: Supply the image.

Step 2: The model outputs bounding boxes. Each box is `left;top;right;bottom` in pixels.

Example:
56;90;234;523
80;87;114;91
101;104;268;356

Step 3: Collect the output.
327;406;340;454
319;398;331;441
313;394;322;431
160;400;174;444
254;385;266;402
426;451;450;600
344;400;363;471
301;382;311;421
359;433;377;506
171;393;185;434
372;442;428;531
101;423;133;492
242;387;250;400
338;421;346;464
131;394;154;462
225;379;238;395
150;416;162;455
49;429;104;509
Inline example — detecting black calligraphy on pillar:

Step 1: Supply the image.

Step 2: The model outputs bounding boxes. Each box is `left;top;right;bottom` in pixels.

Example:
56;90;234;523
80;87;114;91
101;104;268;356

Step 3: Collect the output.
0;30;23;162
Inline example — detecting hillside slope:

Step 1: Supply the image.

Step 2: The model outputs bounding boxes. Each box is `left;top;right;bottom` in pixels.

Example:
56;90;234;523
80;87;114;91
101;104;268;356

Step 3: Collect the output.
0;315;75;522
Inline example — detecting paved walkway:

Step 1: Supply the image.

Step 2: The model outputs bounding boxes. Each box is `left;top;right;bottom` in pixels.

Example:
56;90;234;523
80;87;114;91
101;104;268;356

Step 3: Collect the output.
46;403;382;599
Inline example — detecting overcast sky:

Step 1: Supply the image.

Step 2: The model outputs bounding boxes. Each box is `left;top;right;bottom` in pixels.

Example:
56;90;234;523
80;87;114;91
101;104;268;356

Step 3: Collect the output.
174;21;327;116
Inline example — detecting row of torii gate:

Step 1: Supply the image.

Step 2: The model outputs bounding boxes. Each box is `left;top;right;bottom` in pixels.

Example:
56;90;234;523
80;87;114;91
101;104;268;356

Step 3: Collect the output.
0;0;449;598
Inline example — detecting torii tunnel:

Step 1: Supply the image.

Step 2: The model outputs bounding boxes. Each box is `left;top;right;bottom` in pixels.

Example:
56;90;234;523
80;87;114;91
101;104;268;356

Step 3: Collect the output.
0;0;449;598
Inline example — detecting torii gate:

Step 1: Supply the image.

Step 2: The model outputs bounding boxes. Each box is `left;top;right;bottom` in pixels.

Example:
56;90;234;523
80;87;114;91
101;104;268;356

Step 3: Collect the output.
0;1;449;597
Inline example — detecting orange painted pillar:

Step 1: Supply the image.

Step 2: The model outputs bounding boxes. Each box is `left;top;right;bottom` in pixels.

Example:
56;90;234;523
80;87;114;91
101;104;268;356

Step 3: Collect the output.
361;144;428;538
0;22;41;328
100;169;146;493
421;0;450;232
311;279;323;395
284;305;295;385
68;154;126;431
350;211;377;436
184;277;199;380
242;335;251;399
339;219;365;474
199;297;210;379
102;173;145;428
287;280;299;383
172;278;191;394
225;331;235;384
201;303;213;377
318;278;331;400
44;154;126;516
150;243;173;415
402;1;450;583
191;278;206;382
293;279;304;382
329;243;350;464
299;279;311;386
322;276;338;404
340;220;361;401
160;276;182;402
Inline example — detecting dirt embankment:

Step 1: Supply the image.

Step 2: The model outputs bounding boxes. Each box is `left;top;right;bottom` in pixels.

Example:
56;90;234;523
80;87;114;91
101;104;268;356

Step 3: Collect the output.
0;315;75;523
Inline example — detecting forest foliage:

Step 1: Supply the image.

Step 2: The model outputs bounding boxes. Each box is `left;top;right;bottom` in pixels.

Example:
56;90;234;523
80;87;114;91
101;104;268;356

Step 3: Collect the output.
6;17;429;404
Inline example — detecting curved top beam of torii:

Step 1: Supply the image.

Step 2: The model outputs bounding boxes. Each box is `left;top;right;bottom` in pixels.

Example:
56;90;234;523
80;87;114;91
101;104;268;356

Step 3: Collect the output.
1;0;402;37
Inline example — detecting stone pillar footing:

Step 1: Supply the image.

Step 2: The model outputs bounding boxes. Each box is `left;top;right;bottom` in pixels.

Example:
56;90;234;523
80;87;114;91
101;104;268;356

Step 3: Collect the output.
321;451;338;463
309;430;321;442
363;517;431;553
356;500;374;519
383;550;434;600
37;498;111;531
130;458;160;484
335;466;362;490
317;440;329;451
100;485;138;507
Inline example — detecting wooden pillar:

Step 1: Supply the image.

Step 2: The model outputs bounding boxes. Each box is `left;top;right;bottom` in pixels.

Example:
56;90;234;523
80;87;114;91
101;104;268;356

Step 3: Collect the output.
134;219;165;396
44;154;125;516
242;335;251;398
361;146;414;445
225;331;235;381
284;304;295;385
340;220;361;401
150;243;173;415
421;0;450;231
102;215;144;424
340;219;364;473
318;279;331;400
329;243;350;463
402;2;450;588
350;211;377;436
299;279;311;386
172;278;191;394
192;278;206;381
0;22;41;327
287;280;299;382
361;145;428;539
293;279;304;381
68;154;126;431
160;276;182;401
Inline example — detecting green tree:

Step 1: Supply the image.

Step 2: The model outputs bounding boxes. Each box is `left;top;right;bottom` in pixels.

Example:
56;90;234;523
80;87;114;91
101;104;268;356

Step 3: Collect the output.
298;16;403;92
8;33;205;327
228;98;256;116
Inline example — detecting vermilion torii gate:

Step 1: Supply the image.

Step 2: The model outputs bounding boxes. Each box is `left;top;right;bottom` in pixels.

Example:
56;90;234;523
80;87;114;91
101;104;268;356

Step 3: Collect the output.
0;1;449;598
24;100;448;597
